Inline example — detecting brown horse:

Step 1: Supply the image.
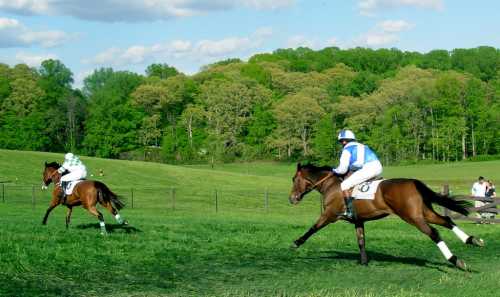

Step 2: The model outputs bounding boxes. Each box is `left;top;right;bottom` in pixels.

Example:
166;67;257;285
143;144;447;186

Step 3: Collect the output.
289;163;484;270
42;162;127;235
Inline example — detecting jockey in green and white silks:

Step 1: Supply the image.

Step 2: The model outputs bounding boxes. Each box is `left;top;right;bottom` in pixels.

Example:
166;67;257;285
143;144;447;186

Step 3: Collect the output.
332;129;382;218
58;153;87;191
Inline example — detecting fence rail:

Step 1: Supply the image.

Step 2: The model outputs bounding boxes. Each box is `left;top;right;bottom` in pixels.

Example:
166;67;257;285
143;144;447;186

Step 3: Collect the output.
0;184;324;216
2;183;496;222
441;184;499;223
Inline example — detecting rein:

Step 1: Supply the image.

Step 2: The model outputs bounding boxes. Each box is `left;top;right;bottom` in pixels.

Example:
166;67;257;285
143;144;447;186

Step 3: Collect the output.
307;172;334;190
47;168;60;183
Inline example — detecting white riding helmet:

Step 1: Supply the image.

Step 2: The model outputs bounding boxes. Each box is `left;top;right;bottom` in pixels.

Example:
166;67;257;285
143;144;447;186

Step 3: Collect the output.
64;152;74;160
338;129;356;141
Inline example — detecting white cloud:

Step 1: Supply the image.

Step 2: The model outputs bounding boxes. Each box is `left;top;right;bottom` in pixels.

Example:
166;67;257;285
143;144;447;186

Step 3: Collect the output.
241;0;295;10
286;35;317;49
354;19;414;47
196;37;253;57
285;35;339;50
15;51;58;67
0;0;49;15
358;0;444;16
84;27;273;67
377;20;414;32
325;37;339;47
74;69;94;89
0;17;72;48
121;45;152;64
0;0;295;22
358;32;398;46
84;47;122;65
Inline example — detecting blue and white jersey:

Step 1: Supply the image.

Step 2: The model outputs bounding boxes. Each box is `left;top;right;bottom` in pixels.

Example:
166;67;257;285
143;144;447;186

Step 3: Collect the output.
333;142;379;174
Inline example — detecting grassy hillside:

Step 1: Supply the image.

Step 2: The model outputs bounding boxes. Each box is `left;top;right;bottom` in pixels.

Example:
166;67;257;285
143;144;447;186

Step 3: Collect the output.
1;150;499;297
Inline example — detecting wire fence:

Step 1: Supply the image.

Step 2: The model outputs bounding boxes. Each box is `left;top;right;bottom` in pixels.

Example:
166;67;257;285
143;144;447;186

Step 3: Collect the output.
0;183;325;216
2;183;497;223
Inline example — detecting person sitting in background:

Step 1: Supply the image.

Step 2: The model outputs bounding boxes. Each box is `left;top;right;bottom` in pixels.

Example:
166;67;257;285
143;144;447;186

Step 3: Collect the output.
485;180;497;223
471;176;489;223
486;180;496;198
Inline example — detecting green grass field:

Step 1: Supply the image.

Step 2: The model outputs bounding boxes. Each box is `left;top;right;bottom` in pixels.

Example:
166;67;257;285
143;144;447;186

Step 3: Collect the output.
1;149;499;297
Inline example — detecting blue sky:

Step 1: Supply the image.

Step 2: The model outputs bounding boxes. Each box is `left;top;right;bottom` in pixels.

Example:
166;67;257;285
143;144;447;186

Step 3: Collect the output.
0;0;499;87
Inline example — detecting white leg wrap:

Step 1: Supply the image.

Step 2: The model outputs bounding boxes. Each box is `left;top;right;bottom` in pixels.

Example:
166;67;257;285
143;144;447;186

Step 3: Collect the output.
99;221;105;227
452;226;469;243
437;241;453;260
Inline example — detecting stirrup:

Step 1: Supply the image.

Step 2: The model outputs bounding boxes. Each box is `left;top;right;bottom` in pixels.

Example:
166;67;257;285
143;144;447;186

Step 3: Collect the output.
337;210;354;219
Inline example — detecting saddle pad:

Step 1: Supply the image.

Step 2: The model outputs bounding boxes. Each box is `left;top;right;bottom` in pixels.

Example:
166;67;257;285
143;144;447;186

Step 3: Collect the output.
352;179;384;200
65;180;84;195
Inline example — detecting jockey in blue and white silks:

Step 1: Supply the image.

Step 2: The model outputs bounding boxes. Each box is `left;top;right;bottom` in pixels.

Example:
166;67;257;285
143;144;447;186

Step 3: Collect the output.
58;153;87;194
333;129;382;218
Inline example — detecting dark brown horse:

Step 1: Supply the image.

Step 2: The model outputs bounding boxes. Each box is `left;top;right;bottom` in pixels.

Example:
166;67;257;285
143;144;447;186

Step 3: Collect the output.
289;163;484;270
42;162;127;235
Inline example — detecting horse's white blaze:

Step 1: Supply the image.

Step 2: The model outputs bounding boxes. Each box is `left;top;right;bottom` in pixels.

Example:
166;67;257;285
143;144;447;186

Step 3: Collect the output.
452;226;469;243
437;241;453;260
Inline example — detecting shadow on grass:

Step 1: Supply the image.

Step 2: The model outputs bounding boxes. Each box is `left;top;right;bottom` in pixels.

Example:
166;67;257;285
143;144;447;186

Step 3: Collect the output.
299;249;450;272
75;222;142;233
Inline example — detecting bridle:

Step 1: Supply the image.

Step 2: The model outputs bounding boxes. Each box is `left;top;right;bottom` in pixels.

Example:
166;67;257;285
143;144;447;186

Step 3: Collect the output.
302;172;334;190
45;168;60;184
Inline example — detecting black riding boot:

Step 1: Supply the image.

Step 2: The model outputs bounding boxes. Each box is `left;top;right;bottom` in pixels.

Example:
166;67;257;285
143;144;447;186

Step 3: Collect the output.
340;189;356;220
59;181;68;204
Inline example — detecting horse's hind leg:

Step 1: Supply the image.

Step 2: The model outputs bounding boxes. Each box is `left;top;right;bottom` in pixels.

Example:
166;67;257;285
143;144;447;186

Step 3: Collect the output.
408;217;467;271
87;206;107;235
101;201;127;225
355;222;368;265
424;208;484;247
65;207;73;229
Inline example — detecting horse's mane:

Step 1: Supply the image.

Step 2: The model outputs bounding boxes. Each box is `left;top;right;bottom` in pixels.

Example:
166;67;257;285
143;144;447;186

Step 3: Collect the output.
45;161;61;169
300;163;333;173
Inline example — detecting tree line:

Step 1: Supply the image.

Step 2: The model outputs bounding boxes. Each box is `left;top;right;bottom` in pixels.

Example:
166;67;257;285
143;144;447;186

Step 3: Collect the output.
0;46;499;165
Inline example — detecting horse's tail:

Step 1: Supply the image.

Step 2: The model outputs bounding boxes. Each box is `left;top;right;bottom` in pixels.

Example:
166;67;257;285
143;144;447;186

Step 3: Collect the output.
414;180;471;216
95;181;125;210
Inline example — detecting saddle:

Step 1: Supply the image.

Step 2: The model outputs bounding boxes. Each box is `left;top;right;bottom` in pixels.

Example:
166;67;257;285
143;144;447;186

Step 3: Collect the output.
352;179;385;200
62;179;85;195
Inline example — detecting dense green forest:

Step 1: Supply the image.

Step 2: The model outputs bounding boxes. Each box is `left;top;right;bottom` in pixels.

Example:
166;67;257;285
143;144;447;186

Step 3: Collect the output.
0;46;499;164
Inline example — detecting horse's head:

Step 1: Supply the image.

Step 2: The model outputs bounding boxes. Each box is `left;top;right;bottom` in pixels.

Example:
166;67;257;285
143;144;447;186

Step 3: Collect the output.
43;161;61;186
289;163;334;205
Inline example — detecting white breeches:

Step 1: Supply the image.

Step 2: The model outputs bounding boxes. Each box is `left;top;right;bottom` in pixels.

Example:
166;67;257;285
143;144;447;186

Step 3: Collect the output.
340;160;383;191
61;168;87;182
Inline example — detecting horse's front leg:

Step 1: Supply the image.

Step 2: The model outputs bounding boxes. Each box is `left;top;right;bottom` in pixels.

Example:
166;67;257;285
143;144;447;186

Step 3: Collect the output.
42;196;60;225
292;212;335;248
355;222;368;265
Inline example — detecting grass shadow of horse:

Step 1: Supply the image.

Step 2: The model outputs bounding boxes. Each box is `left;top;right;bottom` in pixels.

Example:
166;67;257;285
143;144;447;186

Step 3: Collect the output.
75;223;142;233
300;249;456;272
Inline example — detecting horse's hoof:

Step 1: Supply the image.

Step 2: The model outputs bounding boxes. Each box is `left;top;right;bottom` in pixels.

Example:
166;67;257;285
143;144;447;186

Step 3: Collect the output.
122;220;129;225
467;236;485;247
290;241;300;250
472;237;484;247
100;231;108;236
455;259;468;271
